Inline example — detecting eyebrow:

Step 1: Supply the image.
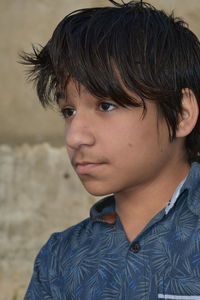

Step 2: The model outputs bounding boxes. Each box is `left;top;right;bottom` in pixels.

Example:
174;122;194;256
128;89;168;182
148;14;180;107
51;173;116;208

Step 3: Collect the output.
56;85;90;105
55;91;65;104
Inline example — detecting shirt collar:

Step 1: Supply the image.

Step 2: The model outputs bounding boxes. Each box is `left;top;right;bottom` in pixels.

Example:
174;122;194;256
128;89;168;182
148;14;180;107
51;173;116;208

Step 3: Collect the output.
90;162;200;223
90;195;117;224
165;177;186;215
181;162;200;216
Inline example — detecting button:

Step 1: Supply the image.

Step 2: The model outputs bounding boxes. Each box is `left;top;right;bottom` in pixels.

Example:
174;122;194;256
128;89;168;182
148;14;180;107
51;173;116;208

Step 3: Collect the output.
131;242;141;253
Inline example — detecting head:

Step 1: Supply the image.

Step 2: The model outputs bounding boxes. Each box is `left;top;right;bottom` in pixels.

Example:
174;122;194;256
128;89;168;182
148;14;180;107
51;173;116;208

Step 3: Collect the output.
20;0;200;194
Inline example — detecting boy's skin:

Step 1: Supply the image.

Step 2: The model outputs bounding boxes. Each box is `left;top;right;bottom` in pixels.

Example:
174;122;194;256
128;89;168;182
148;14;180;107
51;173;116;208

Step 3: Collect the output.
59;81;198;241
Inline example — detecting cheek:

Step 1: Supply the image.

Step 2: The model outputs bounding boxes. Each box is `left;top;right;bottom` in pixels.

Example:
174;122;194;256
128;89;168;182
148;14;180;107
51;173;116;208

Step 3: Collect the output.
121;122;167;161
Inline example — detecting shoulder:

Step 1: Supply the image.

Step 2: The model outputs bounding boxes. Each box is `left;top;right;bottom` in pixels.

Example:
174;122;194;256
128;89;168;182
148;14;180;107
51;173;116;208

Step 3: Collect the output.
39;217;93;259
44;195;115;256
25;218;94;295
36;195;115;269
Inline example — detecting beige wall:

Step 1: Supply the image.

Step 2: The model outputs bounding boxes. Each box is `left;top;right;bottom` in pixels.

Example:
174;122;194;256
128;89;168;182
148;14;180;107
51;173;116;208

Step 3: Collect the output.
0;144;97;300
0;1;200;299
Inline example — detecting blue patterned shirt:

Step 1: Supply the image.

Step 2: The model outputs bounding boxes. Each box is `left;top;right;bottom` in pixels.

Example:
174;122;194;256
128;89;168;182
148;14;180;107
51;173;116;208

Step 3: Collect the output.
24;163;200;300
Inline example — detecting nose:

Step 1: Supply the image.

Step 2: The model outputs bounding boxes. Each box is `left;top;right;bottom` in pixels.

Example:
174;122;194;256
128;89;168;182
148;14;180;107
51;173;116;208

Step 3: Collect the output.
66;113;95;150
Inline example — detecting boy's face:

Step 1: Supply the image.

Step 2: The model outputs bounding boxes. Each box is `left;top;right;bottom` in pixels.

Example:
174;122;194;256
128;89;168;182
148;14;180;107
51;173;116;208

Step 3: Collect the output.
59;80;185;196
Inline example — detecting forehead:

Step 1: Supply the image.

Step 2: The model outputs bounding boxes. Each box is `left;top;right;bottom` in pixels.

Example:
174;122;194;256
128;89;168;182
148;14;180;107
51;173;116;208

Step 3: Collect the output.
56;77;145;110
56;80;89;105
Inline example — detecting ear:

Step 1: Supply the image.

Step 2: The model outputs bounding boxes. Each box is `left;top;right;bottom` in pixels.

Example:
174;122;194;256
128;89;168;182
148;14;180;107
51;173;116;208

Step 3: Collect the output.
176;88;199;138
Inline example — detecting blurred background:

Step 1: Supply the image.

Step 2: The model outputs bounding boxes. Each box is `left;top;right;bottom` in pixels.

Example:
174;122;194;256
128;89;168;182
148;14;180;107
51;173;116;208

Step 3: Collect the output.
0;0;200;299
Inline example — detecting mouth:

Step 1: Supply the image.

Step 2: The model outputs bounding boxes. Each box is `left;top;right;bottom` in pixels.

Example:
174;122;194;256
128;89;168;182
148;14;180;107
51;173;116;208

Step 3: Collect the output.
74;161;105;175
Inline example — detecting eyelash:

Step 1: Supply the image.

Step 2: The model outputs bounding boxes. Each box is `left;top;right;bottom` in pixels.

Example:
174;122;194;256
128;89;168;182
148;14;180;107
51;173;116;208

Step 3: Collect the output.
99;102;117;112
59;101;117;119
60;108;75;119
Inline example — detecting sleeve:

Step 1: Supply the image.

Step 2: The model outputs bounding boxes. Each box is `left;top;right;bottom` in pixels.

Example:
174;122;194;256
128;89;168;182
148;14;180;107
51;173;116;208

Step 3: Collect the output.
24;234;59;300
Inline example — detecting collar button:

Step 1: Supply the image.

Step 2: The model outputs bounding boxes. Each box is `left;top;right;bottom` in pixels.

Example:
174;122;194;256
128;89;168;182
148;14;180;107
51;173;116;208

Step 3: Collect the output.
131;241;141;253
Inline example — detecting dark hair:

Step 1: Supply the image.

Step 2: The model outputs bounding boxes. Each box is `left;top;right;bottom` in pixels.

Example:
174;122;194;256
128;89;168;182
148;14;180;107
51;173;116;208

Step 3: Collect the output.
20;0;200;163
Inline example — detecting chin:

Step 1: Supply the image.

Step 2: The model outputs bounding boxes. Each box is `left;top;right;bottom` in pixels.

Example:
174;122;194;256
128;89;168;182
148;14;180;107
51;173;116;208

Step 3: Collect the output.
85;188;110;197
82;182;113;197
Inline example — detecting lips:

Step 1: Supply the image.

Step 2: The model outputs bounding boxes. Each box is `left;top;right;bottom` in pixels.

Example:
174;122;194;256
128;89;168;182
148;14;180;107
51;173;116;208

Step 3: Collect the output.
74;161;105;175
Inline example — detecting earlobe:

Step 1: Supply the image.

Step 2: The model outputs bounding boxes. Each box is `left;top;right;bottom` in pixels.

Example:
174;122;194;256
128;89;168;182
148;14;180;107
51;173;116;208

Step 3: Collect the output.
176;88;199;138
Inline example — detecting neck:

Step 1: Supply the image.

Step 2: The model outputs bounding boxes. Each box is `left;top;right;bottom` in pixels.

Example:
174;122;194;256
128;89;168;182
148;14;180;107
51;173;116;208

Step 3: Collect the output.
114;160;190;241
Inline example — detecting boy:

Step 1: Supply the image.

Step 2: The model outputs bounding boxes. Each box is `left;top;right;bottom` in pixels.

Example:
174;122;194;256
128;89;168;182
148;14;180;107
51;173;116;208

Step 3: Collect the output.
21;0;200;299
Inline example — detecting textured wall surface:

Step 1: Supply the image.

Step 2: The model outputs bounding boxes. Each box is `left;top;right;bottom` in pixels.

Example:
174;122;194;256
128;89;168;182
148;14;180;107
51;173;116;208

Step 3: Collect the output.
0;144;97;300
0;0;200;299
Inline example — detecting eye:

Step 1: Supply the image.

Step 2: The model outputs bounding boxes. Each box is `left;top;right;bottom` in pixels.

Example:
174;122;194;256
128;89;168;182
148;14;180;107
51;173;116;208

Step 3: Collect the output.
99;102;117;112
60;108;76;119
